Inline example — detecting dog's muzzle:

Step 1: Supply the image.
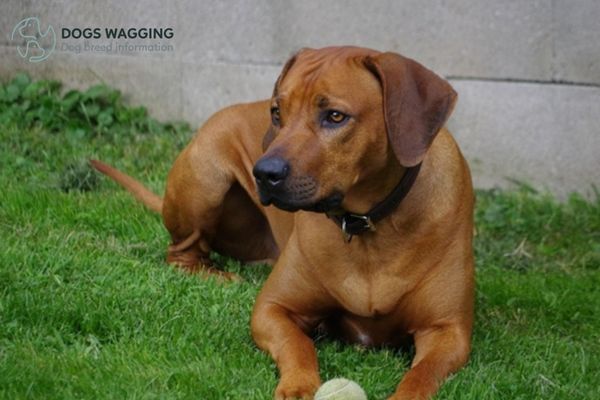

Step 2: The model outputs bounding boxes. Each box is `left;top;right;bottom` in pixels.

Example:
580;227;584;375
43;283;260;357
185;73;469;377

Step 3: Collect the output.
253;156;341;212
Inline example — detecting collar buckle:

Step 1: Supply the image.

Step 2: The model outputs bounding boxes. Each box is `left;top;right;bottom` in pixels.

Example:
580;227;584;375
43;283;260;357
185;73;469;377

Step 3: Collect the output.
341;214;376;242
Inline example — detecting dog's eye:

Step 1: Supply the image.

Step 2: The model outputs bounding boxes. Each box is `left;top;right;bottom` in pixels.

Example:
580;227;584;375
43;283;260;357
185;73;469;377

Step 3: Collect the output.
322;110;348;128
270;106;280;126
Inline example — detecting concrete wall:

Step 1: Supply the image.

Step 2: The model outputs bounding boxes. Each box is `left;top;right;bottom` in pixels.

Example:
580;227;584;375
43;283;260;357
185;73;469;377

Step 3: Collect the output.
2;0;599;198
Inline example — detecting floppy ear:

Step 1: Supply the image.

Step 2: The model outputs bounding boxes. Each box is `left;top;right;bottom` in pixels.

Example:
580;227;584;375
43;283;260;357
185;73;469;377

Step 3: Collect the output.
263;48;309;151
364;52;457;167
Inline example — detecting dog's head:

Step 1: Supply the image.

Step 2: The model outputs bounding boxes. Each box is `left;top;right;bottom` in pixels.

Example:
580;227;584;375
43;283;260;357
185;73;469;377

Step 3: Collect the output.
253;46;457;213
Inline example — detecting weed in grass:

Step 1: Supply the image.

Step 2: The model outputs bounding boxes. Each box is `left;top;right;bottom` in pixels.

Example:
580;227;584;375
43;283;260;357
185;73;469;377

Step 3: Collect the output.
0;72;190;142
60;160;101;192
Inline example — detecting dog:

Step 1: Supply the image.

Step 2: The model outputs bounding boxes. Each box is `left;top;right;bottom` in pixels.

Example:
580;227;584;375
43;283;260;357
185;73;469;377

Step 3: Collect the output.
92;46;474;400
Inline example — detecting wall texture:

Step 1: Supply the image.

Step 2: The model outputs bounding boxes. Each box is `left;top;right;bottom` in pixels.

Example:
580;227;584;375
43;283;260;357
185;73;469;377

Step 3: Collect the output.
2;0;599;197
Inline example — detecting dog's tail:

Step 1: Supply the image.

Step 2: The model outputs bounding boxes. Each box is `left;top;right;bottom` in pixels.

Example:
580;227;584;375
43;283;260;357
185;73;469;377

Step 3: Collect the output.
89;159;163;213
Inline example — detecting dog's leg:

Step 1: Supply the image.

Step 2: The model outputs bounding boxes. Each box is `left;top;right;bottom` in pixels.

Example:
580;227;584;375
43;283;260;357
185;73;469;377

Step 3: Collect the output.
252;301;321;400
162;145;239;281
389;323;471;400
251;246;324;399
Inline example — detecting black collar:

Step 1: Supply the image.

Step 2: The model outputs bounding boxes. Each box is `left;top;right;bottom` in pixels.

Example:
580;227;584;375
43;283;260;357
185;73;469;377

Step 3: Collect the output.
327;163;421;242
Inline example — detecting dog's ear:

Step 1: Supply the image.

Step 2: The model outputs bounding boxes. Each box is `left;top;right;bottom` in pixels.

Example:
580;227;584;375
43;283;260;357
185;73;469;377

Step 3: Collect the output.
364;52;457;167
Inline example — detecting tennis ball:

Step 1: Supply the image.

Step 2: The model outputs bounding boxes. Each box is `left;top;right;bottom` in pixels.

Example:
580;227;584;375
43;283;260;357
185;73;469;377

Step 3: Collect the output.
314;378;368;400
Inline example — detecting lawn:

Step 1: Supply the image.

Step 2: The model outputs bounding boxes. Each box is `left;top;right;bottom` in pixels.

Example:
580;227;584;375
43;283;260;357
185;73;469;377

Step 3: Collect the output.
0;74;598;399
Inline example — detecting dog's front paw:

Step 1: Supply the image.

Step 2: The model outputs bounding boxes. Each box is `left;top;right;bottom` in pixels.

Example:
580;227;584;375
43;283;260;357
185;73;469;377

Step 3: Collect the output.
274;373;320;400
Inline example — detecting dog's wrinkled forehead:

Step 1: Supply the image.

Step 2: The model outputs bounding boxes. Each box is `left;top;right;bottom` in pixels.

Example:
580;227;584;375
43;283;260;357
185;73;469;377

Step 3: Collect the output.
275;46;380;95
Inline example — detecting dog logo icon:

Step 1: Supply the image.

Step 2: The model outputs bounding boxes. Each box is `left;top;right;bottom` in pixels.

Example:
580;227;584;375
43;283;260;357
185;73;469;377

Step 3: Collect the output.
11;17;56;63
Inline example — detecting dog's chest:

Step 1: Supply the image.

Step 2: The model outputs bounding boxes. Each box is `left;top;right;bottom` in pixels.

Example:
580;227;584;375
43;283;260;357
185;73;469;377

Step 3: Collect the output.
299;217;419;318
324;266;410;318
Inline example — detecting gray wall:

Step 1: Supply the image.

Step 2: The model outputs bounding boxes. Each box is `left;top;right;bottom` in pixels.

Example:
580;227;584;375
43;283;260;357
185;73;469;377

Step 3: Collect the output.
2;0;599;198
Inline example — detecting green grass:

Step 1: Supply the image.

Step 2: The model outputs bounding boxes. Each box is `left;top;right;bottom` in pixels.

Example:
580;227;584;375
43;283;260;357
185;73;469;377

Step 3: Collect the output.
1;74;599;399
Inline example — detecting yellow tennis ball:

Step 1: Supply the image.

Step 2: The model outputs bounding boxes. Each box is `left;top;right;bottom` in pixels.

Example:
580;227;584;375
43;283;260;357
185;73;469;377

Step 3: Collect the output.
314;378;368;400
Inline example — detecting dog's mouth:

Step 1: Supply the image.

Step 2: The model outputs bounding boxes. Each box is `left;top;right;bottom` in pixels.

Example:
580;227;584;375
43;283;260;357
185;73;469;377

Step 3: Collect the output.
258;187;344;214
269;193;344;213
255;172;344;213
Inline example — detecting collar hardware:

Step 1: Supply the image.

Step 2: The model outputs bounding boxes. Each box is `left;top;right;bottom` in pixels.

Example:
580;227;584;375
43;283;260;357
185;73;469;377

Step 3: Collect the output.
328;163;422;243
341;214;376;242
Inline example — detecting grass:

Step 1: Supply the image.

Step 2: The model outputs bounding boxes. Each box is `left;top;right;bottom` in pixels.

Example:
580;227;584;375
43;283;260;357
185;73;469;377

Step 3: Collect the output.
0;74;599;399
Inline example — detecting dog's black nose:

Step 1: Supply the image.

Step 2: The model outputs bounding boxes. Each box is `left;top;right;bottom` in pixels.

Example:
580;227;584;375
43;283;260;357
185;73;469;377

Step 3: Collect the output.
253;156;290;189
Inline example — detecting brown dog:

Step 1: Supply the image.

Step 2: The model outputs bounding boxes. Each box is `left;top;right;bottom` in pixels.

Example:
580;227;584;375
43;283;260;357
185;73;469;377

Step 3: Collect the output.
92;46;474;400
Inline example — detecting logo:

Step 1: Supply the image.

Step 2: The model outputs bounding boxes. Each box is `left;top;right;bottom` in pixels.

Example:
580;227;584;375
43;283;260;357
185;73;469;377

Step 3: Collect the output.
11;17;56;63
